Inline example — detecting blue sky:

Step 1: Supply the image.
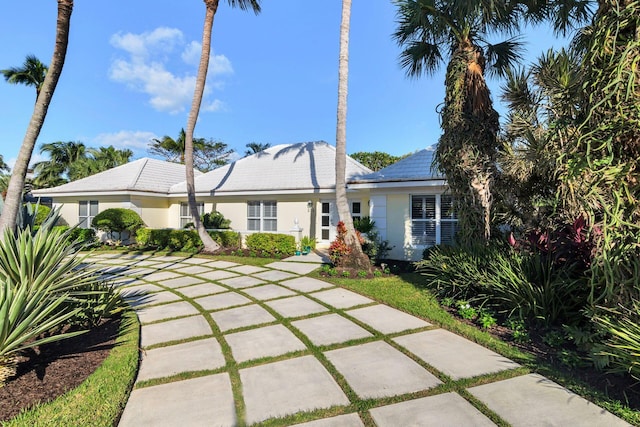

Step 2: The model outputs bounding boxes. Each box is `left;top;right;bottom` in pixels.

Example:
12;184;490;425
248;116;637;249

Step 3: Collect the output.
0;1;571;170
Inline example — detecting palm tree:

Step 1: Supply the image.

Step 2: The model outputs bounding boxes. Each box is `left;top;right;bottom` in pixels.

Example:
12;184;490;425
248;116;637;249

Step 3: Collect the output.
394;0;527;244
334;0;371;271
184;0;261;253
244;142;271;156
1;55;48;100
0;155;8;172
0;0;74;232
32;141;86;187
69;146;133;181
150;129;189;164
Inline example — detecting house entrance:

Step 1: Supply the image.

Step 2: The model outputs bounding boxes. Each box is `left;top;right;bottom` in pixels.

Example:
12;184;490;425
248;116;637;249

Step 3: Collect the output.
320;201;338;243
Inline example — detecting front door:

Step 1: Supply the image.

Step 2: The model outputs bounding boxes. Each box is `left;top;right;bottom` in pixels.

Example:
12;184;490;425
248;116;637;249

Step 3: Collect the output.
320;201;338;243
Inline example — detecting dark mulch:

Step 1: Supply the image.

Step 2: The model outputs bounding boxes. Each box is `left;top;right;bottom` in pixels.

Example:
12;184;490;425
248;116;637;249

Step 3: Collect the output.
0;317;121;422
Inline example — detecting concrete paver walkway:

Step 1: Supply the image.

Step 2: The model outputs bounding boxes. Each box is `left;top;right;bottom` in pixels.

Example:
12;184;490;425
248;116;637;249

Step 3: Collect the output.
83;252;630;426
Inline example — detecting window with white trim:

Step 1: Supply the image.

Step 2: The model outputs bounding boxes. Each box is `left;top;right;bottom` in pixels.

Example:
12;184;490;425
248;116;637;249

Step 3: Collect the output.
180;202;204;228
78;200;98;229
247;201;277;232
351;201;362;221
411;194;458;246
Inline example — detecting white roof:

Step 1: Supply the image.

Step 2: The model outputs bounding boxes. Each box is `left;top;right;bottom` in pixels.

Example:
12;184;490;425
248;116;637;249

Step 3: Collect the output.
352;146;443;183
169;141;373;195
32;158;201;196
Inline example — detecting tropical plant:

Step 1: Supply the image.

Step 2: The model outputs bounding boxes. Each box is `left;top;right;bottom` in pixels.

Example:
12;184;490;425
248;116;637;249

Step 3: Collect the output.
244;142;271;156
334;0;371;271
149;128;232;172
0;221;103;384
0;55;48;99
69;146;133;181
0;0;74;233
0;155;9;173
595;302;640;380
202;210;231;229
32;141;85;188
394;0;527;244
183;0;261;254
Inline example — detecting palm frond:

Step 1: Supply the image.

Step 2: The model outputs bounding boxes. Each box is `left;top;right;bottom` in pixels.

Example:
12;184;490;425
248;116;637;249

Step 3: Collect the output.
484;35;525;77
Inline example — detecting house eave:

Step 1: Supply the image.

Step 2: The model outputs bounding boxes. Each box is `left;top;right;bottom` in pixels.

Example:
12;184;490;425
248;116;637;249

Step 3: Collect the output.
347;179;447;189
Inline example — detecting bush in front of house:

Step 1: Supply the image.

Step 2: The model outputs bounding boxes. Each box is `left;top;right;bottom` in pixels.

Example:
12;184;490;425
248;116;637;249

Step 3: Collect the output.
208;230;241;248
245;233;296;256
202;210;231;229
52;226;98;248
135;228;241;253
92;209;144;241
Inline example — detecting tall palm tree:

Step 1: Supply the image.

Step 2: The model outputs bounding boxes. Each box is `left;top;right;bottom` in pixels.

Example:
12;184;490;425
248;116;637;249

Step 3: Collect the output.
150;128;232;172
32;141;86;187
244;142;271;156
185;0;261;253
69;146;133;181
150;128;189;164
394;0;526;244
334;0;371;271
1;55;48;100
0;0;74;232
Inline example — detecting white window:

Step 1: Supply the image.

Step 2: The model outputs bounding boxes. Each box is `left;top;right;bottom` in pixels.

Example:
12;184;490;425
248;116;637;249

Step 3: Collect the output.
180;202;204;228
411;194;458;246
78;200;98;229
247;201;277;232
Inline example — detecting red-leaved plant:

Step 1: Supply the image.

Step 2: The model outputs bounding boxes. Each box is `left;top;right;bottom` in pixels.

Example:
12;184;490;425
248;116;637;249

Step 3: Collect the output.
329;221;364;266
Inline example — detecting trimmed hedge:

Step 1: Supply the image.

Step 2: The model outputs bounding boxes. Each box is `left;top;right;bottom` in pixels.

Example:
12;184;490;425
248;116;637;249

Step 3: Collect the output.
245;233;296;256
136;228;241;252
52;226;98;247
92;208;144;235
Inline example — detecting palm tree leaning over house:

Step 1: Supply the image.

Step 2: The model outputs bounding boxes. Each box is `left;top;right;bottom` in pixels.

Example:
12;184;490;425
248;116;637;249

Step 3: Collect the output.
185;0;261;253
0;0;74;233
1;55;48;100
335;0;372;271
394;0;526;244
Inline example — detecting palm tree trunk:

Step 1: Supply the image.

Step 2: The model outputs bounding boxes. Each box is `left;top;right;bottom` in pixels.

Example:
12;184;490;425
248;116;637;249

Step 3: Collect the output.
335;0;371;271
0;0;73;233
185;0;221;253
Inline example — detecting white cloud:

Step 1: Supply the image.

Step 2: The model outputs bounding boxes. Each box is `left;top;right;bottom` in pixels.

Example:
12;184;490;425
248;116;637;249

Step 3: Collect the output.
202;99;226;112
109;27;233;114
6;153;47;171
92;130;159;151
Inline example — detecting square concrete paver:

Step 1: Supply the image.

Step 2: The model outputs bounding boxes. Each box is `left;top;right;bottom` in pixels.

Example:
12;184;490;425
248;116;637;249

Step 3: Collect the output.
347;305;431;334
242;284;297;301
157;276;204;289
196;292;251;311
129;291;182;308
119;373;235;427
137;301;200;324
468;373;630;427
136;338;225;382
253;270;298;282
241;355;350;424
292;414;364;427
266;296;329;318
394;329;519;380
208;260;241;269
140;315;211;348
325;341;441;399
120;283;163;295
150;255;185;262
280;277;334;293
212;304;276;332
178;257;212;264
226;324;306;363
265;261;320;275
293;314;373;346
142;271;182;282
228;265;267;275
370;392;496;427
218;275;266;289
174;265;212;275
177;283;227;298
311;288;374;309
196;270;239;281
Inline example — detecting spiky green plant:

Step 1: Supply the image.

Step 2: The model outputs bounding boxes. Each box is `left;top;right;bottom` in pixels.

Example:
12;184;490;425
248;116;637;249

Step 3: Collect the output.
0;223;101;385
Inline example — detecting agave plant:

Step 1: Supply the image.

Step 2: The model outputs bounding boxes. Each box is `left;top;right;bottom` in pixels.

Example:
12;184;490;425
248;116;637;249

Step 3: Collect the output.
0;221;102;385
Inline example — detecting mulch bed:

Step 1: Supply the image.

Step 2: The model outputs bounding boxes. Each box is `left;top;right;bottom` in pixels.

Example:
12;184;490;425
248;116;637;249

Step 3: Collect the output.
0;317;121;422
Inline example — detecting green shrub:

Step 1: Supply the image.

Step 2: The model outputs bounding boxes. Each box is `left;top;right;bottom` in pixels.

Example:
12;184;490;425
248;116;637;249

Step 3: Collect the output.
33;204;51;226
299;235;317;250
202;210;231;229
594;304;640;379
208;230;241;248
92;208;144;240
52;226;98;248
353;216;375;234
246;233;296;256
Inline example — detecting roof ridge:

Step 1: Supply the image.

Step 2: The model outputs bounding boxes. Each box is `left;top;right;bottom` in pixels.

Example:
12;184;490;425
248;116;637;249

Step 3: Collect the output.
129;158;148;189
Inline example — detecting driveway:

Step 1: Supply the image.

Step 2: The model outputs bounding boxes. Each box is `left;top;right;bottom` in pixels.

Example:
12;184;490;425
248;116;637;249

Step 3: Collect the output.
86;252;629;426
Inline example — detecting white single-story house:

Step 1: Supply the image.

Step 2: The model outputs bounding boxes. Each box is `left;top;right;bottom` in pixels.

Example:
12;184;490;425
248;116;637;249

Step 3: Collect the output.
33;141;457;261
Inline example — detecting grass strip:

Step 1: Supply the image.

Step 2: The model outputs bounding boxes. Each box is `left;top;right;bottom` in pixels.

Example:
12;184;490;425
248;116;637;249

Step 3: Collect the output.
3;311;139;427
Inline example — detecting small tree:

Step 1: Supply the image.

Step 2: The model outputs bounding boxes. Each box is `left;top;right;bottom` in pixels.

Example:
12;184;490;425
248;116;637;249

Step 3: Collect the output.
92;208;144;243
